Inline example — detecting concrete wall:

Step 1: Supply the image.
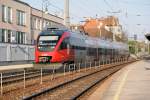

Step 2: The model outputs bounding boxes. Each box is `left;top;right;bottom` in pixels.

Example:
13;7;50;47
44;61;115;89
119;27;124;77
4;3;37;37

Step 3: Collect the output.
0;43;35;62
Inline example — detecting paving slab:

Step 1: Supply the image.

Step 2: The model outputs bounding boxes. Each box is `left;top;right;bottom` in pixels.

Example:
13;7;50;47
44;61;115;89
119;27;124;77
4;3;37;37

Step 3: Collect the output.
88;60;150;100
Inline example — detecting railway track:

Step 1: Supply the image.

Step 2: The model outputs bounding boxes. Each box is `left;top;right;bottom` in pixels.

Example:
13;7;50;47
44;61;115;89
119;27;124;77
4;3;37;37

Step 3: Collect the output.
1;62;98;86
23;62;131;100
2;69;50;85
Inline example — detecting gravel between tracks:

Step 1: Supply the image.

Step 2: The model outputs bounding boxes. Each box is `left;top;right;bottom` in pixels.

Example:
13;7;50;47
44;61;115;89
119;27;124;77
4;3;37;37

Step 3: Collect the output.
30;64;123;100
0;64;111;100
0;61;132;100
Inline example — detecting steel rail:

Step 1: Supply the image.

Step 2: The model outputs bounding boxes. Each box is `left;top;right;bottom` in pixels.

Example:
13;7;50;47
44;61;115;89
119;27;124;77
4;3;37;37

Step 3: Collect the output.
23;61;135;100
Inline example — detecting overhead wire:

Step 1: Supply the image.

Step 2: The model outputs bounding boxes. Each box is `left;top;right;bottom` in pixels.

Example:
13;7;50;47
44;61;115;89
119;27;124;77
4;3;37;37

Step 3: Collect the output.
81;0;105;17
103;0;114;11
46;0;83;22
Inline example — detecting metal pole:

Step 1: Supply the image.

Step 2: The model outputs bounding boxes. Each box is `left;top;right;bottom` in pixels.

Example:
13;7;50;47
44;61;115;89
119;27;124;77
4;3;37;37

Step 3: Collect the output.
1;73;3;95
114;59;115;64
114;58;115;64
103;60;105;66
117;58;118;64
69;64;70;74
24;70;25;89
99;60;100;67
116;58;118;64
64;64;66;76
51;66;55;80
79;63;81;72
95;61;96;69
64;0;70;28
41;0;44;30
40;68;43;84
90;62;92;69
74;64;76;72
85;61;86;71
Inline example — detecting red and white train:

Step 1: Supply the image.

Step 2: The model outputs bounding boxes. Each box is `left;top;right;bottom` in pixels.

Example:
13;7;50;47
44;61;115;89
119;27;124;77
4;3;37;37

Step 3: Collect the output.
35;28;129;64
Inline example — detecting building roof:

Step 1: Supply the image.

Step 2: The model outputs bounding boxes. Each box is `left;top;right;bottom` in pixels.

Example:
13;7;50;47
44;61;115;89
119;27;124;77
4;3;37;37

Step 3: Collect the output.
13;0;30;6
14;0;63;20
31;7;63;20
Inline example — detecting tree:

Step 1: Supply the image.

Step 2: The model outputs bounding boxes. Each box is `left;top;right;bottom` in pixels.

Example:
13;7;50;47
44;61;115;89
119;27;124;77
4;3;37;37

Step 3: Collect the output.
128;40;137;54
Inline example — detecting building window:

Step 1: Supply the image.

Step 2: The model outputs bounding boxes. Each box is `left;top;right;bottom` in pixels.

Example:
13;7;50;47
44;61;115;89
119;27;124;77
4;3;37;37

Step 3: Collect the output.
7;30;12;43
2;5;12;23
1;29;6;42
2;5;7;22
46;21;49;26
39;20;42;30
35;18;38;29
17;10;26;26
38;19;43;30
0;29;12;43
16;32;26;44
8;7;12;23
31;17;34;29
43;20;46;28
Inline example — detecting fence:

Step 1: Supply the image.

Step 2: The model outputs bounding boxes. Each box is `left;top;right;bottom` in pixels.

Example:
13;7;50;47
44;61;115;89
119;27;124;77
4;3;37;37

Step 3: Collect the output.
0;57;130;96
0;43;35;62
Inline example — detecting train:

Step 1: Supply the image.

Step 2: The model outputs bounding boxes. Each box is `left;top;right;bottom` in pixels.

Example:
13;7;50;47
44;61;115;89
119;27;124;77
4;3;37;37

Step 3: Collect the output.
35;27;129;64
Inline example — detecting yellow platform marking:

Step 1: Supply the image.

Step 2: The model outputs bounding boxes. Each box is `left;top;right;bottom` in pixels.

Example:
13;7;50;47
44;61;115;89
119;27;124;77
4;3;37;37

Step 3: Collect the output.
113;69;131;100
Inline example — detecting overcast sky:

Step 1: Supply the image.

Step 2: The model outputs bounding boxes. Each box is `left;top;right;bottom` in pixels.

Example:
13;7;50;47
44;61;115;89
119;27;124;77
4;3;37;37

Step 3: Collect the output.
22;0;150;41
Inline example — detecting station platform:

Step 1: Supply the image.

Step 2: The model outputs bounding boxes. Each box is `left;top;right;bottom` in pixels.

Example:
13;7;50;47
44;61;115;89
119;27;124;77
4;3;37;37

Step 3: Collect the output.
0;64;33;72
88;60;150;100
0;63;62;72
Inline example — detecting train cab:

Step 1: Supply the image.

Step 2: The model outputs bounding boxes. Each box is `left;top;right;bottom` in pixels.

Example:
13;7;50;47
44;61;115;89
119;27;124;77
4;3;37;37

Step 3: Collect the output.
35;28;74;64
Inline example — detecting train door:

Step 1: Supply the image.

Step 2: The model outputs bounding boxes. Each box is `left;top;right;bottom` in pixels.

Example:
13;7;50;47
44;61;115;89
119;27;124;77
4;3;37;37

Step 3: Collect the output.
58;37;74;63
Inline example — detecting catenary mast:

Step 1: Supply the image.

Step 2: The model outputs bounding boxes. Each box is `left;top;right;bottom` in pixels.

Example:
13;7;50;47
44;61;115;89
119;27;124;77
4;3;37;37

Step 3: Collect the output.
64;0;70;28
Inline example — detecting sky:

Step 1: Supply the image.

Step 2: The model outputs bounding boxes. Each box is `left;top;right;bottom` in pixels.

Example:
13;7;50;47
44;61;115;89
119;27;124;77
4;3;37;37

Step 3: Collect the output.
22;0;150;41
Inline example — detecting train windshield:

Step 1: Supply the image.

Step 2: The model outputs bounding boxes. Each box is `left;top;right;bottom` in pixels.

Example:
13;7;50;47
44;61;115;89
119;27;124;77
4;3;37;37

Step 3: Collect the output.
38;35;59;52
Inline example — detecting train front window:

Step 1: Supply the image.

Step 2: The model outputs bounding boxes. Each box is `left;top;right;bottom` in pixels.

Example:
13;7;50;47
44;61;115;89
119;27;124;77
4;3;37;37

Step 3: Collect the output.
38;35;59;52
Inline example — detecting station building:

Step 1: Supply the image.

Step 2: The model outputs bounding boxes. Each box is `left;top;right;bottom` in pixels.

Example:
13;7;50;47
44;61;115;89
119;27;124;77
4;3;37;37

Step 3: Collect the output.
0;0;64;44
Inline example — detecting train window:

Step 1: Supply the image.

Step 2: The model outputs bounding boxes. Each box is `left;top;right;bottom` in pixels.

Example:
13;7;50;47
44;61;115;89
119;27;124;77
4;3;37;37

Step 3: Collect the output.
37;35;59;52
98;48;100;54
105;49;108;55
59;38;69;50
101;48;105;55
71;45;86;50
109;49;112;55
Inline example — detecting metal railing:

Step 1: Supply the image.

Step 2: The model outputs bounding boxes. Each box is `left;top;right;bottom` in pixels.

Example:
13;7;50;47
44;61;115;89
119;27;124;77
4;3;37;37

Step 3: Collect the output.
0;57;132;96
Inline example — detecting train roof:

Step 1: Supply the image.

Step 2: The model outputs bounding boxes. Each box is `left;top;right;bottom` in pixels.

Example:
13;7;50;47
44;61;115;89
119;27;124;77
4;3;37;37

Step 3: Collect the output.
39;27;68;36
69;32;128;50
39;27;128;50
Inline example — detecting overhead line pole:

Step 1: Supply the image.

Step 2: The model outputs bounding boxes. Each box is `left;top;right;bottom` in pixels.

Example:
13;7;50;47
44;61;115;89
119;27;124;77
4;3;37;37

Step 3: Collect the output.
64;0;70;28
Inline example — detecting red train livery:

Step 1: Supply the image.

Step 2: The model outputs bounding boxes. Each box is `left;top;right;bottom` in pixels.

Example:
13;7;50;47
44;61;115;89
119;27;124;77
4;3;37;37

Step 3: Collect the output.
35;28;129;64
